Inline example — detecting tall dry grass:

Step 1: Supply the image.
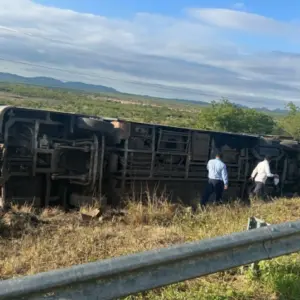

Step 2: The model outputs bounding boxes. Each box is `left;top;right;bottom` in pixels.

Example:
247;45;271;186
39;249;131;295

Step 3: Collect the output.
0;196;300;299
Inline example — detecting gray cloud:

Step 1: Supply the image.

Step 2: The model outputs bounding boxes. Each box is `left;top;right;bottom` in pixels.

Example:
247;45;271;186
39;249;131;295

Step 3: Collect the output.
0;0;299;108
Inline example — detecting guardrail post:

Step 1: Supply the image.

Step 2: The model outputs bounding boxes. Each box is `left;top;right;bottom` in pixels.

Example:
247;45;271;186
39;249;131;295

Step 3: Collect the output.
245;216;270;277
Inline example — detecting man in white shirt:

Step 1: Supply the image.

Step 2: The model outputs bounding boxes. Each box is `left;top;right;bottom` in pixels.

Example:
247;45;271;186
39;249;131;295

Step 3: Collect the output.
250;155;278;199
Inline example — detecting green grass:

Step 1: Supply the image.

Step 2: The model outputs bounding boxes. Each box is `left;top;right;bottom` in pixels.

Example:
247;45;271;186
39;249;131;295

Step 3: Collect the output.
0;82;287;131
0;88;201;128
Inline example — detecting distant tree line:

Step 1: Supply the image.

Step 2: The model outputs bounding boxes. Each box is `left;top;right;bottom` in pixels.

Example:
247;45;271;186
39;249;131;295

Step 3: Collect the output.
197;99;297;138
1;83;300;139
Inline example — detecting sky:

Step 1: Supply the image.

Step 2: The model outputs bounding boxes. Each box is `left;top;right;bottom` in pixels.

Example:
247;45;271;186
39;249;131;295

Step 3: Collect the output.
1;0;300;108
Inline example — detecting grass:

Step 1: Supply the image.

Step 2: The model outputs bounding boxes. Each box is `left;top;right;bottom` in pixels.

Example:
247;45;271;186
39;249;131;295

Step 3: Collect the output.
0;86;201;128
0;84;288;132
1;197;300;299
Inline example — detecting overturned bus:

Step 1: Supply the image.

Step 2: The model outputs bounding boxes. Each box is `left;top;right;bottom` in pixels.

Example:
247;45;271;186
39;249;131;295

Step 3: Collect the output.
0;105;299;209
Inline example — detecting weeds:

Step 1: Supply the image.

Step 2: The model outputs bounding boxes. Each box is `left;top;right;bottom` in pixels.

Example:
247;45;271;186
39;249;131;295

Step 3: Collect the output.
0;196;300;299
125;189;181;226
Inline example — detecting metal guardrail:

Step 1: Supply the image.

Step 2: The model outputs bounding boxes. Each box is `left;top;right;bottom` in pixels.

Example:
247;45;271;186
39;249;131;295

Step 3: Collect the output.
1;219;300;300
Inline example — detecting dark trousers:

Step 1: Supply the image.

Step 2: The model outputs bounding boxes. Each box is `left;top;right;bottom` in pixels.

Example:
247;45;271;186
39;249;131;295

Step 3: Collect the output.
201;179;224;206
249;181;265;199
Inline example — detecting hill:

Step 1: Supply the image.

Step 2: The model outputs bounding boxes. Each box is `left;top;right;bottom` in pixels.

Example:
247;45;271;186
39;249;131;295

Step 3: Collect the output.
0;72;118;93
0;72;288;115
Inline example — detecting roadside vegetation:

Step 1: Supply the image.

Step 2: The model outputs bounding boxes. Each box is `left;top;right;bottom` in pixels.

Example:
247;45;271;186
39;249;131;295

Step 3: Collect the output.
1;197;300;299
0;83;300;299
0;83;299;137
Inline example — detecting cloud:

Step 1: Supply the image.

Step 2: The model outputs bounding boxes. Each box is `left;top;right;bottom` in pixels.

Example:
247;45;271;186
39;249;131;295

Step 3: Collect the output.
188;8;299;38
0;0;299;108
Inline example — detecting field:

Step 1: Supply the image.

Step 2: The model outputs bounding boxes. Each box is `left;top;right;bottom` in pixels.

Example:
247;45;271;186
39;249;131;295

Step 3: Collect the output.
0;83;300;299
0;83;289;132
1;198;300;299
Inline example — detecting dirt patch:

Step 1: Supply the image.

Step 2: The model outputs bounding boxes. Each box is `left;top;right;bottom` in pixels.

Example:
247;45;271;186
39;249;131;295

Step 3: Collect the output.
0;211;44;238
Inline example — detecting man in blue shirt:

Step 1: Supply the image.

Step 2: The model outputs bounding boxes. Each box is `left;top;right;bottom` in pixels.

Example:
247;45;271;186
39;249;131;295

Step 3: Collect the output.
201;152;228;206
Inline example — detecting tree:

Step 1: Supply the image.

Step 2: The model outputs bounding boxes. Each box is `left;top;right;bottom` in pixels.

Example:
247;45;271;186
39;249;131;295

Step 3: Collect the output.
197;99;275;134
278;102;300;140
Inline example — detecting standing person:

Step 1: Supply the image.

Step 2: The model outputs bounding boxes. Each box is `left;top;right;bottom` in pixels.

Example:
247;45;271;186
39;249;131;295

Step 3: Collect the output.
250;155;278;200
201;152;228;207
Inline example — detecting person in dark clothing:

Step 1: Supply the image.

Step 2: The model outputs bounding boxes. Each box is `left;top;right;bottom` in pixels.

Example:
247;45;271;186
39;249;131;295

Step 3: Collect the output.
201;152;228;207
